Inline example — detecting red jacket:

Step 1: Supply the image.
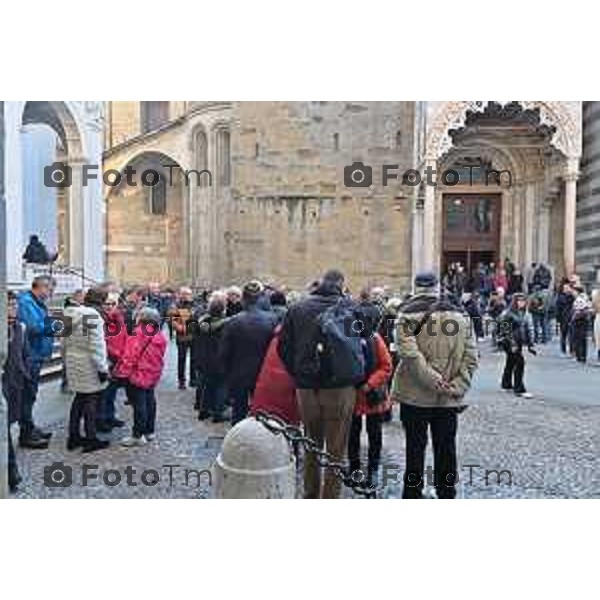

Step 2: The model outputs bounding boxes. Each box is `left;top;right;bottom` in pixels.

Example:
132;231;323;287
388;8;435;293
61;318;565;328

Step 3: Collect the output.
250;327;300;425
354;333;393;416
104;307;128;365
113;324;167;389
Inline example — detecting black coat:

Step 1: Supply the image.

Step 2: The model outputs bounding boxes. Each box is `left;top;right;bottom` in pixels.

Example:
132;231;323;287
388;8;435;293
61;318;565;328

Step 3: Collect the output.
191;313;229;378
220;306;278;391
278;281;352;389
2;323;33;424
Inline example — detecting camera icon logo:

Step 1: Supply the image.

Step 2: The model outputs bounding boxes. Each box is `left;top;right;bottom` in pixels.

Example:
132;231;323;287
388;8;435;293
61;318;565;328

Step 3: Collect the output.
44;315;73;338
44;161;72;188
44;462;73;488
344;161;373;188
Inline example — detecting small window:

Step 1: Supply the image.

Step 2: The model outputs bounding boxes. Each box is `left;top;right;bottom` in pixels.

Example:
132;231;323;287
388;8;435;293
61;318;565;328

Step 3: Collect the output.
217;129;231;187
333;133;339;151
149;176;167;215
141;102;169;134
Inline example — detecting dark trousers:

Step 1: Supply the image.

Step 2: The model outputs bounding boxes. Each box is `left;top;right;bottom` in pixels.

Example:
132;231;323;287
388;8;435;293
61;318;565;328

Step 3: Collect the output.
572;325;588;363
126;385;157;438
348;413;383;473
68;391;101;441
202;375;226;417
501;349;526;393
19;361;42;438
98;379;120;423
559;318;570;354
8;424;19;487
177;341;192;383
229;386;253;425
532;313;546;343
400;403;458;499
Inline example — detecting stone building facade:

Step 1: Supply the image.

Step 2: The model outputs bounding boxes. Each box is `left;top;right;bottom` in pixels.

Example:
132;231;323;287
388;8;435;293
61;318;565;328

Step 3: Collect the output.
104;101;582;292
576;101;600;285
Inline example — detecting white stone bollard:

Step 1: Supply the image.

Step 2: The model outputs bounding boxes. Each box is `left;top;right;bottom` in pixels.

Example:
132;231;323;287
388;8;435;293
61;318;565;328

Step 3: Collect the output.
213;417;296;499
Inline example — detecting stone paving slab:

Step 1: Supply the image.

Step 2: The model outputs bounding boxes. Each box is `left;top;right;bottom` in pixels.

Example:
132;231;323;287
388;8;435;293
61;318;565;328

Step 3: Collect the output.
12;339;600;499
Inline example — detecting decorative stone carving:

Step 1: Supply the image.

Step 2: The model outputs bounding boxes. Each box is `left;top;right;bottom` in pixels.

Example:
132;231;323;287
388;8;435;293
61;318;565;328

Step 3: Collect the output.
426;101;582;161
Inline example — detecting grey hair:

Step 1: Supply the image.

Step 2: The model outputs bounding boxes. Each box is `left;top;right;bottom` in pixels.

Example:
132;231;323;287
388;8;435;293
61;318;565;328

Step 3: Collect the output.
136;306;161;325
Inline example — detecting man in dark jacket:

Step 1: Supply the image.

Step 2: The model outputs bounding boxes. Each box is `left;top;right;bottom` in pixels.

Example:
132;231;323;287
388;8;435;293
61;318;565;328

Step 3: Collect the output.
555;282;575;355
3;293;35;491
17;276;55;447
22;234;57;264
221;281;277;425
278;269;360;499
192;291;229;423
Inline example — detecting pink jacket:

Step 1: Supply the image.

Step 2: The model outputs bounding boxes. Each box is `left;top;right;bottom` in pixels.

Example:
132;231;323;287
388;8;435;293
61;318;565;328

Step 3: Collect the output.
104;307;128;365
113;324;167;389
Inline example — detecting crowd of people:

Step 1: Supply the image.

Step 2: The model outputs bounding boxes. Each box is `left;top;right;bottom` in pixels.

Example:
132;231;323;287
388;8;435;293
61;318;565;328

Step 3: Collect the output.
3;258;600;498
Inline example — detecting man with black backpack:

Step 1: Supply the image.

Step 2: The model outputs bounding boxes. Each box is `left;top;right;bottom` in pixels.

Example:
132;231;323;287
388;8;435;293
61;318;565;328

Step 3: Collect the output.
278;269;364;499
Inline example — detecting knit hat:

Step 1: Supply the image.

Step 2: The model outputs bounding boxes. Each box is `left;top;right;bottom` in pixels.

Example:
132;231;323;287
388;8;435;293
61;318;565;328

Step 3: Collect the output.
242;280;264;301
414;271;438;289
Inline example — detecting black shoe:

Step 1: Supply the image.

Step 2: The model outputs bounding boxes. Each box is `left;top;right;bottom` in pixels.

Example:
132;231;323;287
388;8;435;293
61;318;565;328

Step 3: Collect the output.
109;418;126;428
32;426;52;440
9;473;22;494
19;436;49;449
198;410;210;421
178;381;187;390
66;437;84;451
81;438;110;453
96;421;113;433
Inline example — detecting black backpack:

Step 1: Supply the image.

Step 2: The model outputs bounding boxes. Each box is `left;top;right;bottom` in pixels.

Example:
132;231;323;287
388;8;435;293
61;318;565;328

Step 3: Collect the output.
317;298;366;387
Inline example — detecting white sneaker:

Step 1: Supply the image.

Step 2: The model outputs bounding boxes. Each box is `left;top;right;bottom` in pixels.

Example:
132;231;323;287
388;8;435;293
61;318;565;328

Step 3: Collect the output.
145;433;155;442
121;435;147;447
517;392;534;399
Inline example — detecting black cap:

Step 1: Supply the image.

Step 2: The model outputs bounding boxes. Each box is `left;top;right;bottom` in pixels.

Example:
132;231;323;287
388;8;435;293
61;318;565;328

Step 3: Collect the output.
414;271;438;289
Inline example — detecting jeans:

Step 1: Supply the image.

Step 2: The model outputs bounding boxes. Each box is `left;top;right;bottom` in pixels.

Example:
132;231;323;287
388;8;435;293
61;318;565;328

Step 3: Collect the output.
20;361;42;438
296;387;356;499
348;413;383;474
177;341;192;384
532;313;546;343
229;386;254;425
68;391;102;440
8;424;19;487
202;375;226;417
98;379;120;423
400;403;459;499
559;318;570;354
127;385;157;438
501;349;526;394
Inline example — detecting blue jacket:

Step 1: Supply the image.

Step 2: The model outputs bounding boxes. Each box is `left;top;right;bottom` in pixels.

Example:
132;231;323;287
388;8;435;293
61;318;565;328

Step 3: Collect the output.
17;291;54;364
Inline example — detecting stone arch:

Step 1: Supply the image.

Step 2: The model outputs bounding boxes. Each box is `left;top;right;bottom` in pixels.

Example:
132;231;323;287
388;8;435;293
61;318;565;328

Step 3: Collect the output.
426;101;581;162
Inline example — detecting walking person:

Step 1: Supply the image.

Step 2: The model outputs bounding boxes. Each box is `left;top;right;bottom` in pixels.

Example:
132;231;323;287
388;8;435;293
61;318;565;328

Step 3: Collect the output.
279;269;364;499
556;282;575;356
63;288;111;453
17;276;55;448
570;293;592;363
347;328;393;489
114;307;168;446
497;293;536;398
392;272;478;499
221;281;278;425
2;292;34;492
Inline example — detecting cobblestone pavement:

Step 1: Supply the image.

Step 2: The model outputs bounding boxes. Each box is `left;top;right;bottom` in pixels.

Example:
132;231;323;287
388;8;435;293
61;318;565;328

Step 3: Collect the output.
13;338;600;499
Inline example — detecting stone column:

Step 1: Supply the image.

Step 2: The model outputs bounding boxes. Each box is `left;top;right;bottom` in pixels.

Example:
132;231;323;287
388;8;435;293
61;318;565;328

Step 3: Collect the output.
0;100;9;498
563;161;579;276
411;194;424;284
523;180;536;268
537;198;553;265
422;157;436;272
68;161;85;272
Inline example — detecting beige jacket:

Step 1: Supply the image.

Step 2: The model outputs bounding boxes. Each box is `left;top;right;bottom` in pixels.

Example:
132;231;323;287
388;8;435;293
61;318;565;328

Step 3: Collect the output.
391;294;479;408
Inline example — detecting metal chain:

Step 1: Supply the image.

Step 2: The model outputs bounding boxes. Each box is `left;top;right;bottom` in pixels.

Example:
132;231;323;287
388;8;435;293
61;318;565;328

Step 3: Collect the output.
254;410;376;498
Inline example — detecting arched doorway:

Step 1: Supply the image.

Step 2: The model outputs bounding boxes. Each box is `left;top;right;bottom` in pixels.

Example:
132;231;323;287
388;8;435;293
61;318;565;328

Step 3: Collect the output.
419;101;582;280
105;151;188;285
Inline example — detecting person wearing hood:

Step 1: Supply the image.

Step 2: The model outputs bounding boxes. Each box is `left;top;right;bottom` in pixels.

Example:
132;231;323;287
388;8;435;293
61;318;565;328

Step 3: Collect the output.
63;288;110;453
496;293;535;398
278;269;362;499
192;291;230;422
391;272;478;499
